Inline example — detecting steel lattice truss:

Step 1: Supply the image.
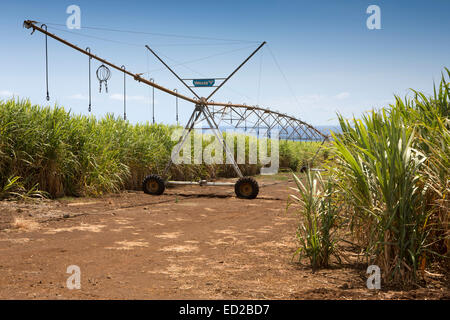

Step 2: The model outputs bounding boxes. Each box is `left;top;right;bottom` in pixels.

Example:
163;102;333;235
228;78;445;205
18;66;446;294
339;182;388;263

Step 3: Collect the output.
23;18;330;196
23;20;328;143
208;104;326;141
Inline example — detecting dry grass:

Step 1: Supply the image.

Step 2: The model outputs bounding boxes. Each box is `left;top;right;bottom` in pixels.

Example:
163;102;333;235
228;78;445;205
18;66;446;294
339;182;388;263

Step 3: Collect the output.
12;217;39;231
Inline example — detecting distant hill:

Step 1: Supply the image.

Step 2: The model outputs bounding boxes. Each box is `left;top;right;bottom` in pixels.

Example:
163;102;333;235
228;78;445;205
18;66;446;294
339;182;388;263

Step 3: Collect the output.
209;124;342;141
314;125;342;136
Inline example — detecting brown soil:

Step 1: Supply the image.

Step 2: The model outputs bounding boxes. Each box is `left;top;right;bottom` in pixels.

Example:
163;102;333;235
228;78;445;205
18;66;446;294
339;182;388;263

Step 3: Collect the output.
0;175;448;300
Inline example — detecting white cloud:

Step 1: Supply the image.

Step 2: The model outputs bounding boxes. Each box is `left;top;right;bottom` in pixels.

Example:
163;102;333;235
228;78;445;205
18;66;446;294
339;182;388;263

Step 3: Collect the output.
0;90;18;97
334;92;350;100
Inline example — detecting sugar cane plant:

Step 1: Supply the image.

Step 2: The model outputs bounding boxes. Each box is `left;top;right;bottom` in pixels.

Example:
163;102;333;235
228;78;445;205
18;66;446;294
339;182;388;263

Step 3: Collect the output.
289;170;342;271
289;68;448;286
329;68;449;284
0;98;317;198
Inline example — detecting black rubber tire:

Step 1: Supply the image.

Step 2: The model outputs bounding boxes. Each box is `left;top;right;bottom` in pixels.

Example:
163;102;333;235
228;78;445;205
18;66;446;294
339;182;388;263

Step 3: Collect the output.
234;177;259;199
142;174;165;195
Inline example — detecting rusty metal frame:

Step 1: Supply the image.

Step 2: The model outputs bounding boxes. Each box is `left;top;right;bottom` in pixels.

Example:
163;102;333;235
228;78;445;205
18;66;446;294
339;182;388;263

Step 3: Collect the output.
24;20;328;142
23;19;329;184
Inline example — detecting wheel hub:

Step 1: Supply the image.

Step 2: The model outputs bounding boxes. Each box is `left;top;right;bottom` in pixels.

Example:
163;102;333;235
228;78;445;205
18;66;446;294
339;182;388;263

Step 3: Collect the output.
239;183;253;197
147;180;159;192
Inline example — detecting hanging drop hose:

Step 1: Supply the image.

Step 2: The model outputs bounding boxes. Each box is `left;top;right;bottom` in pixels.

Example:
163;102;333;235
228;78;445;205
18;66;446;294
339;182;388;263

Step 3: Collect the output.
42;24;49;101
121;65;126;120
150;78;155;124
300;136;329;172
173;88;178;124
86;47;92;112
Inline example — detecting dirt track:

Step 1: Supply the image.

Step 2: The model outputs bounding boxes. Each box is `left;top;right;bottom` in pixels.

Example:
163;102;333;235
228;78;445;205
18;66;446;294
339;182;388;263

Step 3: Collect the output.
0;175;448;299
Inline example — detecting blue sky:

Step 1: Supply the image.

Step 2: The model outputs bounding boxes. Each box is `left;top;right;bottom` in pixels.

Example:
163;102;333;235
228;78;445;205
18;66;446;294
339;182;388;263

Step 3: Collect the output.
0;0;449;126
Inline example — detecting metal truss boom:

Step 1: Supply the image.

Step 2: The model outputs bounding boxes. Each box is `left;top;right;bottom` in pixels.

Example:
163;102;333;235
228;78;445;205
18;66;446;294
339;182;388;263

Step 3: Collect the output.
23;20;328;142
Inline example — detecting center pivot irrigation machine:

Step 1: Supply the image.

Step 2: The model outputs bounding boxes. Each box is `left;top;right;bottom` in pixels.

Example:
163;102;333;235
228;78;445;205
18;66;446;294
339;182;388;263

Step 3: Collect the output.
23;20;328;199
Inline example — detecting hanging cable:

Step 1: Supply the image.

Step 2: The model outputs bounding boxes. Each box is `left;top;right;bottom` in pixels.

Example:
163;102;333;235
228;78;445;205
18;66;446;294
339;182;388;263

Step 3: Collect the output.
86;47;92;112
41;23;258;104
143;44;257;75
150;78;155;124
45;25;253;48
174;89;179;125
257;46;264;105
41;24;50;101
151;47;257;102
228;101;233;125
38;21;260;43
121;65;126;120
243;104;247;131
146;51;152;123
46;25;143;48
267;45;303;113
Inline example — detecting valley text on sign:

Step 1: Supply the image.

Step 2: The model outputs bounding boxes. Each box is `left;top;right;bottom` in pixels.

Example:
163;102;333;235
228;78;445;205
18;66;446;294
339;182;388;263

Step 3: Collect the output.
193;79;215;87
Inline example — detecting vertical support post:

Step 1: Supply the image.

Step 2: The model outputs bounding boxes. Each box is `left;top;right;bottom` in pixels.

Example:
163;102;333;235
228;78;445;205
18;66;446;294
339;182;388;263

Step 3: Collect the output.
162;105;203;178
145;45;201;100
161;103;243;179
202;105;243;178
206;41;266;101
121;65;126;120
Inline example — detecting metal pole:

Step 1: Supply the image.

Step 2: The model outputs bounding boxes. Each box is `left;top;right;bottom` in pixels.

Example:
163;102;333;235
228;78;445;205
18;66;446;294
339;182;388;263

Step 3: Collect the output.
174;89;179;125
145;44;201;100
202;105;243;178
150;78;155;124
42;24;50;101
23;20;197;104
153;85;155;124
206;41;266;101
22;20;329;142
86;47;92;112
162;105;204;178
228;101;232;124
121;65;126;120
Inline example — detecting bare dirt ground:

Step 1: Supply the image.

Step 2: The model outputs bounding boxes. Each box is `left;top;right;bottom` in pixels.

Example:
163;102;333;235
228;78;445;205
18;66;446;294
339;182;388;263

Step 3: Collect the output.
0;175;448;300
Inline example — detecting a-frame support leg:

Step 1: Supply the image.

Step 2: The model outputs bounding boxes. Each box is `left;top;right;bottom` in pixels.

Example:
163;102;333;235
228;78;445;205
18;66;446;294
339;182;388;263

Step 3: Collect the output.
162;103;243;180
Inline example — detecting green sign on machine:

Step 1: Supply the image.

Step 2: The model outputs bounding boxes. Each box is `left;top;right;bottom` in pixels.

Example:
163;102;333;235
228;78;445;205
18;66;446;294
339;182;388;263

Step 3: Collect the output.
192;79;215;87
